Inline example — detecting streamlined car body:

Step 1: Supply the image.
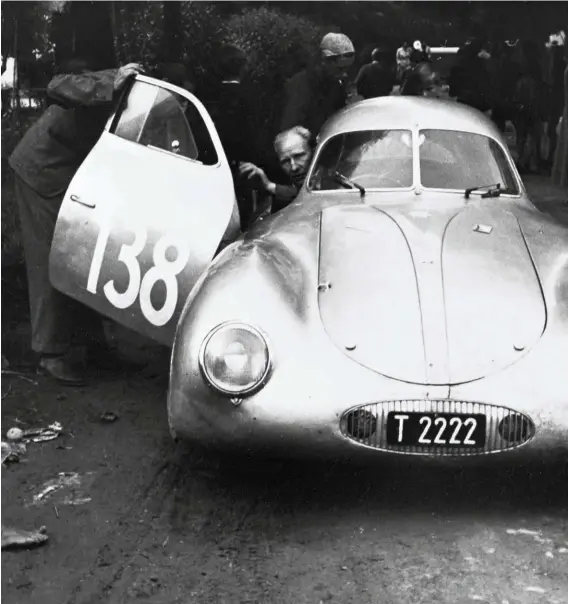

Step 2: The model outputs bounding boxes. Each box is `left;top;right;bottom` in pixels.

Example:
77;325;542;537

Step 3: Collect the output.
50;75;568;461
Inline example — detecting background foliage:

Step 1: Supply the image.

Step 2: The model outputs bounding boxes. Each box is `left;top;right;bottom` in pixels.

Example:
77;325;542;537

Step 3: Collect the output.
225;7;324;161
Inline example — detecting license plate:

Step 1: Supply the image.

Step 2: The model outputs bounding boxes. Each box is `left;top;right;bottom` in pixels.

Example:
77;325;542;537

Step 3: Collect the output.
386;412;486;447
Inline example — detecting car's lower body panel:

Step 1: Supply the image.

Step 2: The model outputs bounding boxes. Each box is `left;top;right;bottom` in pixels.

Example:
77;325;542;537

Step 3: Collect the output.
168;387;568;464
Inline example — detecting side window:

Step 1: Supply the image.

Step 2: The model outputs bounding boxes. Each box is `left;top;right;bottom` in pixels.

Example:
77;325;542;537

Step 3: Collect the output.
138;89;198;160
113;80;218;166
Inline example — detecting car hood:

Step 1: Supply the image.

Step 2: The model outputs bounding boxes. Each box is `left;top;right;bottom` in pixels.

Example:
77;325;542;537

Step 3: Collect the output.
318;203;546;385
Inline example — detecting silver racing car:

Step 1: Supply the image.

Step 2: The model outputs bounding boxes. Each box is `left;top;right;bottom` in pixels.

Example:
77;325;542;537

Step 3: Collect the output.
50;75;568;461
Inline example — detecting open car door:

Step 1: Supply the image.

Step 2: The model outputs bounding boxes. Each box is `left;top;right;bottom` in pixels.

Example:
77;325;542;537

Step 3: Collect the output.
49;75;238;346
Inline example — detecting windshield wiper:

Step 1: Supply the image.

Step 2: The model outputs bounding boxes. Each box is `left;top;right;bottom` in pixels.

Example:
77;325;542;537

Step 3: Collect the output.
333;171;366;197
464;183;502;199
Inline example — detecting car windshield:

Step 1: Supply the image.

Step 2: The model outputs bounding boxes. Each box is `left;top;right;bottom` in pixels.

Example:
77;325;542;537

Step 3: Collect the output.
308;130;414;190
308;128;519;195
419;129;518;193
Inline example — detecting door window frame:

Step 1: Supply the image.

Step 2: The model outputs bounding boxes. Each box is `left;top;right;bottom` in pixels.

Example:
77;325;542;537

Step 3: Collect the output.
105;74;227;169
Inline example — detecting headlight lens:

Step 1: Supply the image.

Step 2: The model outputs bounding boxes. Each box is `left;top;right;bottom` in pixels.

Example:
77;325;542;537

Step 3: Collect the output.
200;323;270;395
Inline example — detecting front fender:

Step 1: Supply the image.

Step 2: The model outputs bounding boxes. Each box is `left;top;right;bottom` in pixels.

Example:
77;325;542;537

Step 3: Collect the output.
167;223;321;434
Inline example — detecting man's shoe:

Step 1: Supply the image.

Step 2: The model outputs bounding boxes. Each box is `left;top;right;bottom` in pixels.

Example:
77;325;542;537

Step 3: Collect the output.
38;356;86;386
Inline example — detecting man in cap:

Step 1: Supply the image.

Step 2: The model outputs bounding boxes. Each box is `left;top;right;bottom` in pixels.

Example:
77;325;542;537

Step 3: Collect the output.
280;32;355;140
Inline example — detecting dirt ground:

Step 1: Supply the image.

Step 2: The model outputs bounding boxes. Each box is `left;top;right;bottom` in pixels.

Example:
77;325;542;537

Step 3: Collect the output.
2;175;567;604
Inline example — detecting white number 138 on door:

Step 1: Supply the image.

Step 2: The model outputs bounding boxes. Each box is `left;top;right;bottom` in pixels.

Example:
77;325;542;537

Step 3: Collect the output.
86;222;190;327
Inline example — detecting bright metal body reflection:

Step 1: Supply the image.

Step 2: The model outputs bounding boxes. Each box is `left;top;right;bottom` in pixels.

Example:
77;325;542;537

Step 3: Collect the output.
168;97;568;462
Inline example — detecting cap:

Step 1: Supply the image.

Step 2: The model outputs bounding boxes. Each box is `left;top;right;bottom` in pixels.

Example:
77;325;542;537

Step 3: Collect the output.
320;33;355;57
413;40;423;52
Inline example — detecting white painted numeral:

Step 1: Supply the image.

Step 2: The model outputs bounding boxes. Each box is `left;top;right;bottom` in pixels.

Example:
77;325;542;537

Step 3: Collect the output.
103;225;147;309
433;417;447;444
463;418;477;445
139;236;190;327
87;222;111;294
87;223;189;328
418;416;432;444
449;417;462;444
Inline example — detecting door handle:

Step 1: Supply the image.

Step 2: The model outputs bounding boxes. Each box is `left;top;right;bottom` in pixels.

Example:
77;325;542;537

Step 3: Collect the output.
70;194;96;209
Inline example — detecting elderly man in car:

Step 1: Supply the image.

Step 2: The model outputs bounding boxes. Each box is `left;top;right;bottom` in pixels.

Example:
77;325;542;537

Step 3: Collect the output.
238;126;314;215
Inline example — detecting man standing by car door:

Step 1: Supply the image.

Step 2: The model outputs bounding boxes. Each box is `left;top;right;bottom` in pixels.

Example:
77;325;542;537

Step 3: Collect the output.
9;60;143;385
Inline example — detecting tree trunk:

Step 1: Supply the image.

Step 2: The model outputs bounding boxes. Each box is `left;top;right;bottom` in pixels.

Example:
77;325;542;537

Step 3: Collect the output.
161;1;183;63
12;14;20;121
69;1;115;69
109;1;120;65
50;8;74;69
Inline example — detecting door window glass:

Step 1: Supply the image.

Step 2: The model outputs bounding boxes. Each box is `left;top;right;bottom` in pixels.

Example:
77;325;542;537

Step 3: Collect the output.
113;80;218;165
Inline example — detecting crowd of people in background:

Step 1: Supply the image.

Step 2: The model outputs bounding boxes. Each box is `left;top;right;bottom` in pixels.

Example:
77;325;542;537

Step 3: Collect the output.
447;34;567;182
358;32;567;185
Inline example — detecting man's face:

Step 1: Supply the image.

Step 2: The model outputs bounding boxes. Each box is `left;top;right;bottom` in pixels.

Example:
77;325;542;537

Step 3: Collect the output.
276;133;312;185
322;52;355;78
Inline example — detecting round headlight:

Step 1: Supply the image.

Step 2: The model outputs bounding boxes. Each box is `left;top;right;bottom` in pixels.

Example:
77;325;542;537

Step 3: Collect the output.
199;323;271;395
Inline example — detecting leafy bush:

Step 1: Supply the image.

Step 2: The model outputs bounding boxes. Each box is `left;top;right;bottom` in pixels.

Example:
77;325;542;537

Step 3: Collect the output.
114;4;325;163
179;2;229;86
115;2;228;86
114;2;164;69
224;7;325;163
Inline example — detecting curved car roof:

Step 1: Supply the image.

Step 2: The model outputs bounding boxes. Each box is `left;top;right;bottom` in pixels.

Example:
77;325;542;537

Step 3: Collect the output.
320;97;502;141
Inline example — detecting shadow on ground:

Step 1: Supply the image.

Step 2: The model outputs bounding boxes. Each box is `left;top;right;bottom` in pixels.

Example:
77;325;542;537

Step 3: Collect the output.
166;443;568;522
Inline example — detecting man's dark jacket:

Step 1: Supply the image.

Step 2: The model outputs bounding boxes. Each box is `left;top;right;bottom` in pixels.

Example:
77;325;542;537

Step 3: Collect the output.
280;67;347;137
9;70;117;198
355;62;395;99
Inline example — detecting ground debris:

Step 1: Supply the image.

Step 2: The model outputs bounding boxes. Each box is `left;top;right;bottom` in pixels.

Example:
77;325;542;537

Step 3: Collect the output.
1;441;26;464
525;586;546;594
1;524;48;550
1;370;38;386
6;427;23;440
100;411;119;423
506;528;541;536
8;421;64;443
30;472;95;506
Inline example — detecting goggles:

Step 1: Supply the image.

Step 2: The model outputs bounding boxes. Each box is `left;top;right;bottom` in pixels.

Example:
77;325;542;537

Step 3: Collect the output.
325;52;355;63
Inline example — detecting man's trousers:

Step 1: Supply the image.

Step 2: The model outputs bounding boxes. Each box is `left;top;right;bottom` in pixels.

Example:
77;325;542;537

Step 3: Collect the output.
14;175;105;355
